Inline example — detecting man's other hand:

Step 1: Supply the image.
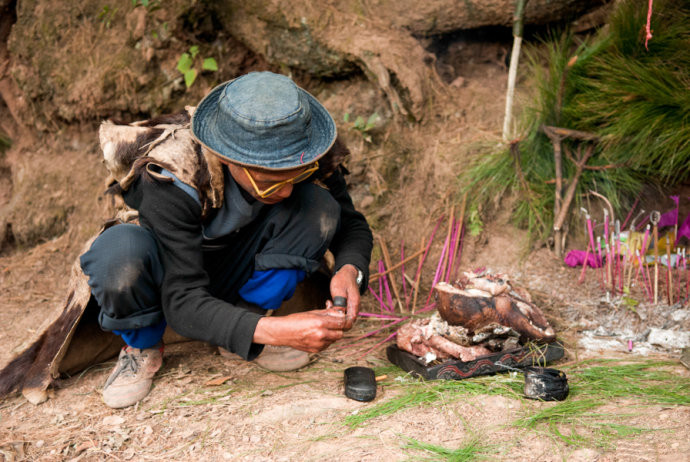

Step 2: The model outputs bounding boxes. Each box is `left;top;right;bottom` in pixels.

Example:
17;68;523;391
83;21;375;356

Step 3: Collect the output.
329;264;360;330
253;309;347;353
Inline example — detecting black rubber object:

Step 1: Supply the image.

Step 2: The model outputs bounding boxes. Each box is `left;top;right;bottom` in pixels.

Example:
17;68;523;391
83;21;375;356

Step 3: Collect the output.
523;367;569;401
344;366;377;402
333;296;347;308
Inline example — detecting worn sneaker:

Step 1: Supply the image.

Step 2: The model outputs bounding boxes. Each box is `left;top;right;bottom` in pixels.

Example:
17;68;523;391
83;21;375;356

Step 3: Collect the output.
254;345;310;372
102;344;163;409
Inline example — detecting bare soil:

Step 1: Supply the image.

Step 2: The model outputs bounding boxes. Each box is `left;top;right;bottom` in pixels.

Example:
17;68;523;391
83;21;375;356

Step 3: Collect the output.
1;38;689;462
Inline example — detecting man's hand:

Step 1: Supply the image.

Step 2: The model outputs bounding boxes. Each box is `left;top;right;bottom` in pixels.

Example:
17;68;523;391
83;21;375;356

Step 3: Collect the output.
253;309;347;353
329;264;361;330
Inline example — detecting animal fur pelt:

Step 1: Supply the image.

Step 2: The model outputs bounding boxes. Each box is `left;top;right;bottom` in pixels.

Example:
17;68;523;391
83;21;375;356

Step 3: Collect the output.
100;107;225;219
0;110;348;404
0;225;105;404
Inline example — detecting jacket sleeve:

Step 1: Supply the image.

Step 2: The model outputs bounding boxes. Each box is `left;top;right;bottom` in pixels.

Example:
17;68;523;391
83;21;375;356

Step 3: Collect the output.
323;166;374;293
124;176;264;360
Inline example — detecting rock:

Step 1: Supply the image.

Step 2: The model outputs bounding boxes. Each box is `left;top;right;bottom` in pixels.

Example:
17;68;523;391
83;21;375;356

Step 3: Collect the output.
102;415;125;426
671;310;690;322
647;328;690;349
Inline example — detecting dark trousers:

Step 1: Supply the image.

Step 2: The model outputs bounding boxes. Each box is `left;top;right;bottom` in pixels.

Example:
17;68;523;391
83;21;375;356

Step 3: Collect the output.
80;183;340;332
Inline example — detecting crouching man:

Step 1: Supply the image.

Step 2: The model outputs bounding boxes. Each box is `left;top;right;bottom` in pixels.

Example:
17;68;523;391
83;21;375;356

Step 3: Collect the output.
80;72;373;408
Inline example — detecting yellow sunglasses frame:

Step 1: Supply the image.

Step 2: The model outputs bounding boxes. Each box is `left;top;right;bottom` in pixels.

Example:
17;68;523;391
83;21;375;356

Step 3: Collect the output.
242;161;319;199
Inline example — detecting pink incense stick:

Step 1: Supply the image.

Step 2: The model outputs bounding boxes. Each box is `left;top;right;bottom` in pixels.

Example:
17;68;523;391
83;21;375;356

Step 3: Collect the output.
380;260;394;309
416;302;437;314
615;222;623;294
586;216;596;265
683;249;690;299
621;198;640;230
677;249;682;303
445;219;460;282
605;242;614;293
596;236;604;289
339;317;408;347
414;215;444;282
377;261;384;311
634;225;651;290
434;234;450;286
355;331;398;360
604;210;610;248
410;215;444;311
358;311;403;320
425;231;450;307
452;223;466;282
368;285;393;313
400;240;408;307
635;250;652;302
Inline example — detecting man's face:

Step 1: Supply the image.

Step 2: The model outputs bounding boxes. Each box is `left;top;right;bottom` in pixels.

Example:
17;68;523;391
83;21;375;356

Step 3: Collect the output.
224;161;313;205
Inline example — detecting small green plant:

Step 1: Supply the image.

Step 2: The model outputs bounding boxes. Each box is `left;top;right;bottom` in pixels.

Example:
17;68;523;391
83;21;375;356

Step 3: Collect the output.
132;0;160;10
176;46;218;89
97;5;118;28
467;203;483;237
343;112;380;142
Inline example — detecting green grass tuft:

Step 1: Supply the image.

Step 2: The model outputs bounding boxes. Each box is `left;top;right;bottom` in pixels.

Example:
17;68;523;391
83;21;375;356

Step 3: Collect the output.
565;359;690;405
346;358;689;451
344;373;524;428
402;435;495;461
511;358;689;447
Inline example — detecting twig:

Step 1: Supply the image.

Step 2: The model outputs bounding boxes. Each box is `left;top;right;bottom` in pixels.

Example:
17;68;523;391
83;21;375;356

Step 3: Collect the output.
377;236;403;312
578;239;591;284
411;235;425;314
552;145;596;257
369;247;426;282
582;163;629;171
542;125;599;141
589;190;615;223
401;240;408;309
380;261;394;310
412;218;443;313
439;203;455;282
543;127;563;242
502;0;528;141
452;223;466;282
448;193;468;280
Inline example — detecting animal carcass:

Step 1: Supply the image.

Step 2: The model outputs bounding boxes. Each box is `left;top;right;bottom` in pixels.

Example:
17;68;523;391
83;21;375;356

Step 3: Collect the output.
396;270;555;363
435;271;555;341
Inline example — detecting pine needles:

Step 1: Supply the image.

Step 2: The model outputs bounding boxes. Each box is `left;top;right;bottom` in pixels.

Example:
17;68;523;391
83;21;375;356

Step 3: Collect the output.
564;359;690;405
343;373;523;428
463;0;690;242
403;436;494;461
345;359;690;450
514;358;690;447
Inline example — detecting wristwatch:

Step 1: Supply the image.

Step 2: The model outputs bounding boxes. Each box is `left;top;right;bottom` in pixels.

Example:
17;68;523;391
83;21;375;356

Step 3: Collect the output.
355;267;364;289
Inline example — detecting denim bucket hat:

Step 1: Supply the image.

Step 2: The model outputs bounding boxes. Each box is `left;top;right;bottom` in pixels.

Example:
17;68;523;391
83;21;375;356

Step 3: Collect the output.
191;72;336;170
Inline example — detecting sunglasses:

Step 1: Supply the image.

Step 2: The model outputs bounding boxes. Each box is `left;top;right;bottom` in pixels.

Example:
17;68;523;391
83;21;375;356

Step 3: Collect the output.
243;161;319;198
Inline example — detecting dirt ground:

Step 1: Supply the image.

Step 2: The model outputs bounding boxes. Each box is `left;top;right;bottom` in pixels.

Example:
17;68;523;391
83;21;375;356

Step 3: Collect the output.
1;32;690;462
